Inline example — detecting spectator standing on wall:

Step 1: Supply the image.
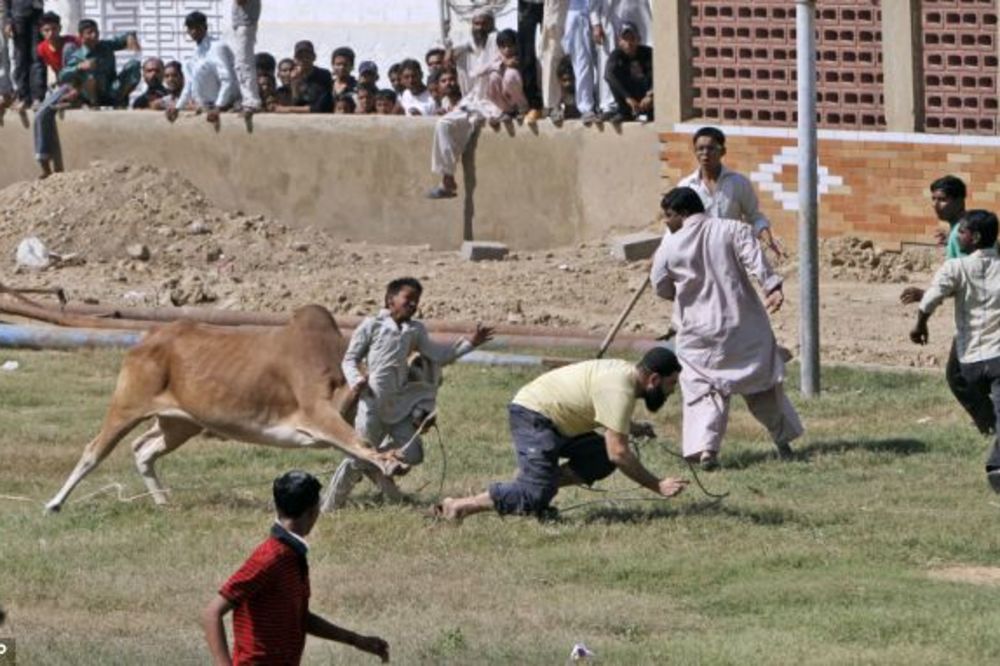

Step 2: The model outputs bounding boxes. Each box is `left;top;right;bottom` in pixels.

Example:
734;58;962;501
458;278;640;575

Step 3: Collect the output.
603;21;652;123
562;0;597;124
60;18;141;107
3;0;46;110
590;0;651;120
518;0;568;125
273;40;332;113
167;11;238;125
428;29;528;199
678;126;785;259
230;0;261;116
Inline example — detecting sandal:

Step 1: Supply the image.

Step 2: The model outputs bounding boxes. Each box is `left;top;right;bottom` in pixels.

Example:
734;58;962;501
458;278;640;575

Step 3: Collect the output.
426;186;457;200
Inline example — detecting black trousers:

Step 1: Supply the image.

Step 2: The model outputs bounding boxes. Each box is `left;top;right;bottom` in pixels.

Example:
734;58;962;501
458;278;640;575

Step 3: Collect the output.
947;338;996;436
958;356;1000;473
11;9;45;103
517;0;544;110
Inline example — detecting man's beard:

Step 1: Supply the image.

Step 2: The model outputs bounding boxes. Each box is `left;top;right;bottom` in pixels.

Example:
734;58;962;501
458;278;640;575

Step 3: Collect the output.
643;385;668;412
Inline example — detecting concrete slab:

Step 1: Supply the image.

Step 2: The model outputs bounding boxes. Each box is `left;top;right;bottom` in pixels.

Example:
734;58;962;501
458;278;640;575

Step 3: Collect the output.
610;232;663;261
460;241;509;262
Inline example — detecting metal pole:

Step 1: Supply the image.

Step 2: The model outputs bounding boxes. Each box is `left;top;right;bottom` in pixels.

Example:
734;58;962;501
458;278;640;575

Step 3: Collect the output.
796;0;820;396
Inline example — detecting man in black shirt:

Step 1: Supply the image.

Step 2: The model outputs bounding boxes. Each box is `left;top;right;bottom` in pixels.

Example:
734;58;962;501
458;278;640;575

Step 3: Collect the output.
603;21;652;123
275;40;332;113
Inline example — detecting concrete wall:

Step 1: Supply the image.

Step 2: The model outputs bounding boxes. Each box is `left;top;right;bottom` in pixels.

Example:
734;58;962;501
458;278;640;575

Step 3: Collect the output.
0;112;664;250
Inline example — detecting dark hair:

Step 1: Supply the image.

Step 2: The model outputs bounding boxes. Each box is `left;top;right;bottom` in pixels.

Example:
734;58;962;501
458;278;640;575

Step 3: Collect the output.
693;126;726;147
385;277;423;307
388;63;402;76
661;186;706;217
278;57;295;70
962;209;999;248
273;470;321;518
638;347;682;377
164;60;183;73
40;11;61;27
557;55;575;79
332;46;355;65
930;175;967;201
255;52;276;76
357;82;378;95
334;93;356;113
78;18;99;33
376;89;397;103
399;58;422;76
184;11;208;28
427;69;442;86
496;28;518;49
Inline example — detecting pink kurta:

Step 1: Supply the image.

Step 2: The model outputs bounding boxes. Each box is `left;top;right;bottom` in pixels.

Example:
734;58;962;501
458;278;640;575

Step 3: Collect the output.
650;213;785;404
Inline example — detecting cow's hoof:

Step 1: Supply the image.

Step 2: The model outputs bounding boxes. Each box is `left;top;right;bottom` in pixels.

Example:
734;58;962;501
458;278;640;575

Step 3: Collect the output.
44;502;62;515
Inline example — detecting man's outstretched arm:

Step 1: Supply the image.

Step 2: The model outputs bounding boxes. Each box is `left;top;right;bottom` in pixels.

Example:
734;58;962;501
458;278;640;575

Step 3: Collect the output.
307;613;390;662
604;430;688;498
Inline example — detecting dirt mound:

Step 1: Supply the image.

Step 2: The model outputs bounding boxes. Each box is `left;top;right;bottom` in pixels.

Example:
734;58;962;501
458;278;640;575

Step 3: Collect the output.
818;236;938;283
0;162;949;368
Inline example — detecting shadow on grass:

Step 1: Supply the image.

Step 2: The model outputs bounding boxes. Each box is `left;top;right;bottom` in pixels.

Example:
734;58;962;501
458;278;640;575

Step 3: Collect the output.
574;498;798;526
723;437;929;469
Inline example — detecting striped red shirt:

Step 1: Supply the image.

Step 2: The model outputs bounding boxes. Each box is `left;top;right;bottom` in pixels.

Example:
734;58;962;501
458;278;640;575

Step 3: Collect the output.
219;534;310;665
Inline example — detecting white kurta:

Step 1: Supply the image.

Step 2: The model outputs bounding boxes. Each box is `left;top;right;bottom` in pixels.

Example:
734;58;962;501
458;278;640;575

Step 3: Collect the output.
651;213;802;455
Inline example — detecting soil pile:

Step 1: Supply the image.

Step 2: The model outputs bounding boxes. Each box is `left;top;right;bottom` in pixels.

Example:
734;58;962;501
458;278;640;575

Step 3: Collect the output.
0;162;949;368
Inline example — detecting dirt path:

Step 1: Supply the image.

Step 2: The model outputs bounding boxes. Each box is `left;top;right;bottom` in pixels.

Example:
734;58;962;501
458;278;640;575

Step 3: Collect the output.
0;162;954;369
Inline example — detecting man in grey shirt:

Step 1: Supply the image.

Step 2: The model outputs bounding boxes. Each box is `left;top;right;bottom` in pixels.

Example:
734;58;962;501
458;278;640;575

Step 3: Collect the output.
231;0;260;113
911;210;1000;492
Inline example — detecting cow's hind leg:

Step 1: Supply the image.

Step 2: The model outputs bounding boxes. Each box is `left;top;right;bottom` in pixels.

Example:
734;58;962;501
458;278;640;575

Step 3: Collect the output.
45;410;148;513
133;417;203;506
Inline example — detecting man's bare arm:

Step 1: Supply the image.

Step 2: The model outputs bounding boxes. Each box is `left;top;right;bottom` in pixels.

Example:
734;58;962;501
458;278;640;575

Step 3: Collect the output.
202;594;235;666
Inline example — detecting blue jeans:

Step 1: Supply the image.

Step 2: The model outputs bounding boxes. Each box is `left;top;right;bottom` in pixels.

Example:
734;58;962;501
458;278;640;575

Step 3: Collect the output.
33;85;71;163
488;404;616;516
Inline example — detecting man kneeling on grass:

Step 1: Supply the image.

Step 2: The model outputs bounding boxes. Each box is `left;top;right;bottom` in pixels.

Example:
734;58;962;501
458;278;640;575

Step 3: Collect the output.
910;210;1000;493
203;471;389;664
436;347;689;521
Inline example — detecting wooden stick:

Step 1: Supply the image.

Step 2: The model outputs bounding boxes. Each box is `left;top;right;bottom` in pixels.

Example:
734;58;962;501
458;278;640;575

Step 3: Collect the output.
597;276;650;358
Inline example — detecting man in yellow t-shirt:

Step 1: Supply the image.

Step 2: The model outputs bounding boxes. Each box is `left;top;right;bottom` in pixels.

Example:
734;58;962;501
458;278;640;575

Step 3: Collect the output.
436;347;689;521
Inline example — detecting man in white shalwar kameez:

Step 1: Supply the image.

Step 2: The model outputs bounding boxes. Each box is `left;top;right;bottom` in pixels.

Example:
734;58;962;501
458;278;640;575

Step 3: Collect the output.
428;28;529;199
650;186;803;469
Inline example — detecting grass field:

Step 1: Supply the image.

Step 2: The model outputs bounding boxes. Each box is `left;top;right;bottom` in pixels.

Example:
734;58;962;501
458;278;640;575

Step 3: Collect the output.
1;349;1000;665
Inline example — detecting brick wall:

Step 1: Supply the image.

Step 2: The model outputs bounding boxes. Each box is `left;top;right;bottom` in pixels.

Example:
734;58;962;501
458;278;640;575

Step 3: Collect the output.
660;125;1000;250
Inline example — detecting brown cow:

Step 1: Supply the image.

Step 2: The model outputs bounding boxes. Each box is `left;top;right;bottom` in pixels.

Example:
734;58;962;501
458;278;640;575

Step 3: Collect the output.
45;305;404;513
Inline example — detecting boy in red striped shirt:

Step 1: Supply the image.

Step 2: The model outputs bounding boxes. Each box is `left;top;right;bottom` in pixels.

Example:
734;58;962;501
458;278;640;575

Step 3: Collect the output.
202;471;390;665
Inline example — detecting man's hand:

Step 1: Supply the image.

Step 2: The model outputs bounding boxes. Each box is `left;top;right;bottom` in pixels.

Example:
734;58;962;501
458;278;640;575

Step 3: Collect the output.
910;319;929;345
591;24;605;45
165;105;179;122
354;635;390;663
934;228;948;246
626;97;641;115
126;34;141;51
758;228;785;261
3;22;13;39
658;477;688;498
630;421;656;439
470;323;494;348
764;288;784;313
78;58;96;72
900;287;925;305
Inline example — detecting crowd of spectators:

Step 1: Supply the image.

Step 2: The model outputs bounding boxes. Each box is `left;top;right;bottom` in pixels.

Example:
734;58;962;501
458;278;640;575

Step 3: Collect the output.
1;1;654;177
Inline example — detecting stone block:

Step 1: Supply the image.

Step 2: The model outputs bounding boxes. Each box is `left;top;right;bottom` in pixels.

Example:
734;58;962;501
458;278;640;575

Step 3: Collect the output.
610;232;663;262
460;241;509;262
